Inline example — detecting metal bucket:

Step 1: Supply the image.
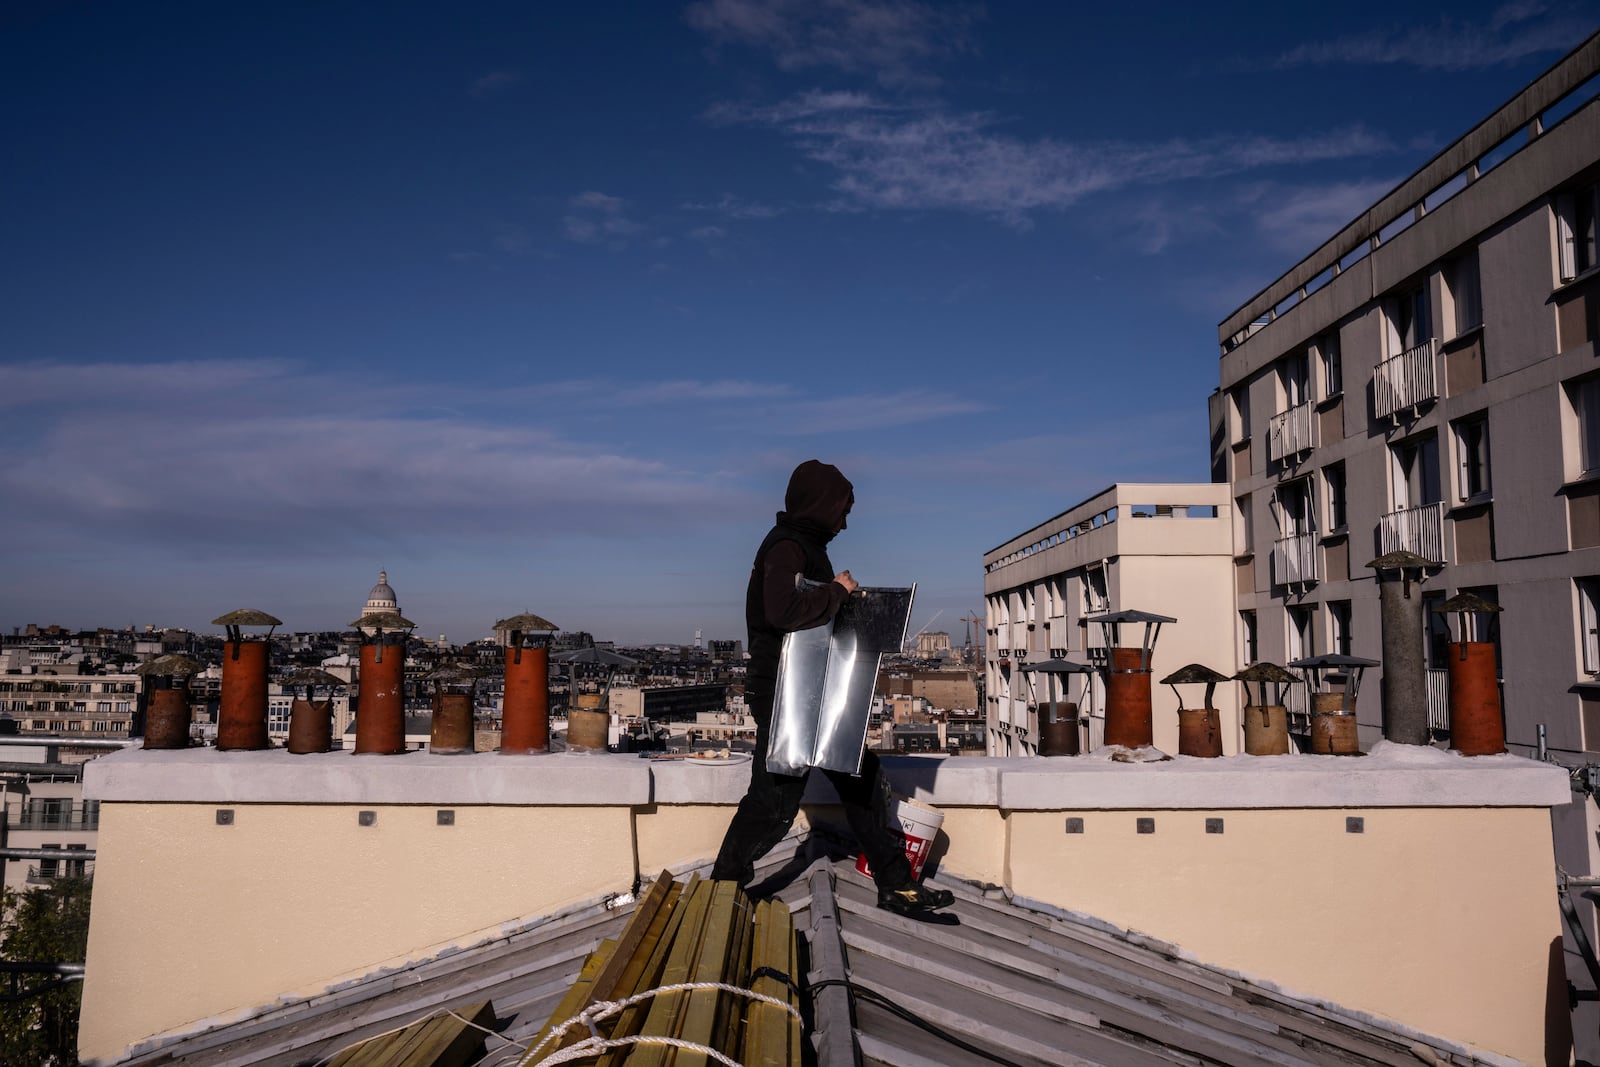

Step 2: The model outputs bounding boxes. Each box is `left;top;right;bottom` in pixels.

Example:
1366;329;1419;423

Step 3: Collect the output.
1177;707;1223;758
286;699;333;754
1037;702;1079;757
1310;692;1359;755
565;708;610;752
1242;704;1290;755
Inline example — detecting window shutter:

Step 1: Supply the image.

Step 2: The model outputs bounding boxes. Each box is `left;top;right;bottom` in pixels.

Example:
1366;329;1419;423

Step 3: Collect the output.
1558;192;1577;281
1584;583;1600;674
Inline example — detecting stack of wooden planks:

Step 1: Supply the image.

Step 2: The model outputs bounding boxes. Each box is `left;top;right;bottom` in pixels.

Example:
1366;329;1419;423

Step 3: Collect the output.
524;871;800;1066
325;999;496;1067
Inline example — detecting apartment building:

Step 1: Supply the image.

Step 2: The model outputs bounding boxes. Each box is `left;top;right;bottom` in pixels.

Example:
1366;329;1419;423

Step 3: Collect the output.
982;483;1238;755
1214;31;1600;756
0;669;141;739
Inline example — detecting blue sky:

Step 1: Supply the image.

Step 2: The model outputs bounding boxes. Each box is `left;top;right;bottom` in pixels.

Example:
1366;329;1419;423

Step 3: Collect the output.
3;1;1596;645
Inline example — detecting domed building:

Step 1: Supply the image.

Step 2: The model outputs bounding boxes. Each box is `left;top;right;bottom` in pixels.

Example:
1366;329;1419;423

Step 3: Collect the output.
357;570;402;636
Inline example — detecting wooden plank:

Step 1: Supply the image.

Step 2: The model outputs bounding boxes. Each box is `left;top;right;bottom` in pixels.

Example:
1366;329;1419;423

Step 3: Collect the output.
587;871;676;1008
528;937;617;1055
594;876;697;1067
675;878;741;1064
393;1000;496;1067
627;878;716;1067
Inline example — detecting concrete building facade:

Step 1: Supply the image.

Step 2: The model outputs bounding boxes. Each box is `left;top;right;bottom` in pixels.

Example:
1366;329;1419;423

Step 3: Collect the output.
1214;33;1600;759
982;483;1238;756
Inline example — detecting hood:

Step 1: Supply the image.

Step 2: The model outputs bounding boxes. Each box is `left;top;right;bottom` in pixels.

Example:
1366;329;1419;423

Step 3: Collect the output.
777;459;853;540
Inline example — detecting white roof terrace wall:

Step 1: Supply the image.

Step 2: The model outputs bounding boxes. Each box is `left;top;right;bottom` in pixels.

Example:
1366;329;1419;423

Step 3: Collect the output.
982;484;1237;756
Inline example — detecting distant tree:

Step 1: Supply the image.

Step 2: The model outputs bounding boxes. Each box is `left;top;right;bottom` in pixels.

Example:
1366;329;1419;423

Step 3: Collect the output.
0;877;92;1067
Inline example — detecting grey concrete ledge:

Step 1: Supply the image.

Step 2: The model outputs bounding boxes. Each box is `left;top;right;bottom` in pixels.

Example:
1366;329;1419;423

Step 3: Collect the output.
84;742;1571;811
84;747;653;806
996;744;1572;811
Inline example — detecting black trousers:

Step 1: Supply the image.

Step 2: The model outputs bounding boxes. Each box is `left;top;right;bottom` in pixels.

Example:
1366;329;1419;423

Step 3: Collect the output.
711;690;914;890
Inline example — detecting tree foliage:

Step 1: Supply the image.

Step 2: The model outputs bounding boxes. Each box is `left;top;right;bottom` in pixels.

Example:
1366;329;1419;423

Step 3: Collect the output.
0;877;92;1067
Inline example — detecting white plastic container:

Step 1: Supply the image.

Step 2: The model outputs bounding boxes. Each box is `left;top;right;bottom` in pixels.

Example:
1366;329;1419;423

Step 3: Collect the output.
855;797;945;881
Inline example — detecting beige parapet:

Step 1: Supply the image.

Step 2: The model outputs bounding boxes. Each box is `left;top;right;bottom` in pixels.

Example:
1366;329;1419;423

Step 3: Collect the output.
80;745;1571;1065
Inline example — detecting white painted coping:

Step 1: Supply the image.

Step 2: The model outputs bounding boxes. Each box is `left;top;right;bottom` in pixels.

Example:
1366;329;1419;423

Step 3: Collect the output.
84;741;1571;810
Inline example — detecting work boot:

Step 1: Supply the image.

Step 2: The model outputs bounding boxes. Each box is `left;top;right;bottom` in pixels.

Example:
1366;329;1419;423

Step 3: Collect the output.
877;883;955;917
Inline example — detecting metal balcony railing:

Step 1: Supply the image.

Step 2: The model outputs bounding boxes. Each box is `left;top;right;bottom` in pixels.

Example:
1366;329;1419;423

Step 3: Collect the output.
1379;501;1445;560
1426;669;1450;736
1267;400;1317;462
25;862;93;884
1272;532;1319;587
11;812;99;831
1373;338;1439;419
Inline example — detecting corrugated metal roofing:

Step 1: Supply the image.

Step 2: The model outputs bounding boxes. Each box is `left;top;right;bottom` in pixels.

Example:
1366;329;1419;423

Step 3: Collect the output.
116;838;1498;1067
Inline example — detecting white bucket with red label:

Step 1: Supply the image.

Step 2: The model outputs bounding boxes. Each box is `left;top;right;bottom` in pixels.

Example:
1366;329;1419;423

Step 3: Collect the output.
855;797;945;881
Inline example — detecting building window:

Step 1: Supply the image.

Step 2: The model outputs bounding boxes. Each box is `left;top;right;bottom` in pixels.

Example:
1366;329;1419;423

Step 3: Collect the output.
1447;252;1482;335
1571;376;1600;478
1287;605;1315;663
1557;182;1600;282
1323;463;1347;531
1280;350;1310;409
1082;566;1108;614
1240;611;1258;666
1580;578;1600;674
1453;412;1491;501
1385;284;1432;356
96;701;110;713
1329;600;1353;656
1316;332;1342;400
1273;478;1317;537
1392;433;1442;508
1235;494;1253;553
1230;384;1251;442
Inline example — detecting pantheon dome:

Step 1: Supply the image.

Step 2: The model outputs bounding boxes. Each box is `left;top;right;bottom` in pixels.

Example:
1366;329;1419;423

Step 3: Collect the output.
363;570;400;618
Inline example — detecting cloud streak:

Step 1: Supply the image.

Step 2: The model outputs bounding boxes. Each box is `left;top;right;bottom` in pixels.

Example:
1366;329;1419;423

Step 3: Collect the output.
684;0;981;87
1271;5;1592;70
711;91;1396;225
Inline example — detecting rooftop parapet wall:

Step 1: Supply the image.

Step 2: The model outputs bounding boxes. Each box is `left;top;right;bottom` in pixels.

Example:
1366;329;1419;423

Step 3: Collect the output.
983;483;1232;582
80;747;1570;1065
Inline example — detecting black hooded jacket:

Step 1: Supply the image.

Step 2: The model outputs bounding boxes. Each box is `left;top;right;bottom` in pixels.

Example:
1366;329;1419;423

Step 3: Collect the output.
744;460;854;700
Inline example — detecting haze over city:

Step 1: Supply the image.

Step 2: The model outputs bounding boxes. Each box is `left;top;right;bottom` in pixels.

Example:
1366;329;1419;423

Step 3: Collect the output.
5;0;1597;644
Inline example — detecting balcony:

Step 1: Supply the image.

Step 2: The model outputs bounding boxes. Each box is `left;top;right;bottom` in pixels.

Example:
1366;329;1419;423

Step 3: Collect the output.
1271;532;1319;587
12;809;99;831
1266;399;1317;463
1379;501;1445;560
25;861;92;884
1373;338;1439;420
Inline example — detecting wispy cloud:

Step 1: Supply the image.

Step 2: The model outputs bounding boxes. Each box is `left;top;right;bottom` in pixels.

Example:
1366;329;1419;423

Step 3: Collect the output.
613;379;791;405
1242;177;1401;254
679;193;785;219
1271;5;1591;70
468;69;522;98
684;0;982;88
0;361;752;557
770;388;985;434
562;191;646;247
711;92;1395;226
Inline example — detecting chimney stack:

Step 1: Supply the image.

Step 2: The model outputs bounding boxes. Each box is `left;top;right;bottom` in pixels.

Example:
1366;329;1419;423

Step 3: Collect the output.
1091;610;1175;750
1433;593;1506;755
496;613;558;754
1367;551;1439;745
135;654;202;750
350;611;416;755
212;610;281;750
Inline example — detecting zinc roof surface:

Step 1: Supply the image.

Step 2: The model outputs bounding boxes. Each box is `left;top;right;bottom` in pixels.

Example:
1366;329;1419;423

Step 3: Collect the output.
116;835;1495;1067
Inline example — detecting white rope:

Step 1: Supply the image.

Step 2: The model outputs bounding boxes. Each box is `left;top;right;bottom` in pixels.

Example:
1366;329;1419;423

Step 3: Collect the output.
520;980;801;1066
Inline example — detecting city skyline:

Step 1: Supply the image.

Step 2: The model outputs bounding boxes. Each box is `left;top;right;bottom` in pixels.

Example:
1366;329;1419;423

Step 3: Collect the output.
4;1;1597;644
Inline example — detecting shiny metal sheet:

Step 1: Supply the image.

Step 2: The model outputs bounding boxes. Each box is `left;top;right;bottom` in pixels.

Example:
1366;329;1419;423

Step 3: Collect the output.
768;584;915;776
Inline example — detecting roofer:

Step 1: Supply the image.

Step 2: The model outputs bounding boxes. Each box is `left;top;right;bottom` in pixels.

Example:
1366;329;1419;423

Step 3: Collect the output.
711;459;955;918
